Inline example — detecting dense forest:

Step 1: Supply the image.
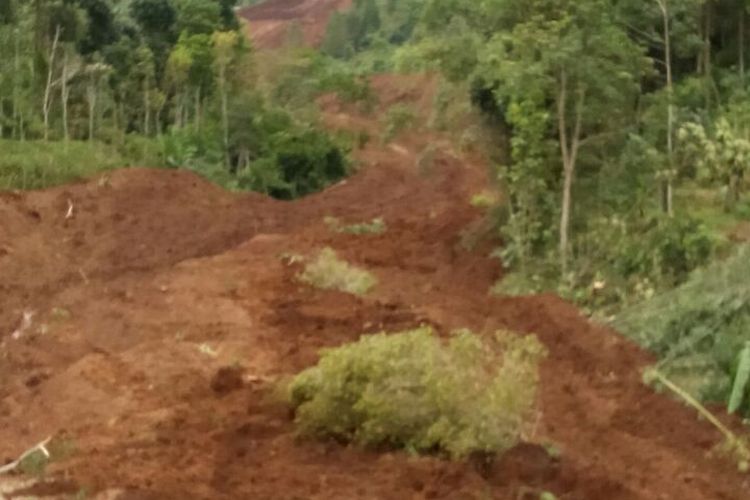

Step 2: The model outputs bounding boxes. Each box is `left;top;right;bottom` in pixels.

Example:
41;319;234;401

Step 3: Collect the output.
0;0;348;198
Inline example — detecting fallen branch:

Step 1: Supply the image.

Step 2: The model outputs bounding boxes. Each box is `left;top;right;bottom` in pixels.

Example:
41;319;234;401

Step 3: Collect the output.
0;437;52;475
644;368;750;469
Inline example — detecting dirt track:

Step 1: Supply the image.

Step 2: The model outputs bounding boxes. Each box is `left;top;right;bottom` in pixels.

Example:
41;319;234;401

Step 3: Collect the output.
1;1;749;498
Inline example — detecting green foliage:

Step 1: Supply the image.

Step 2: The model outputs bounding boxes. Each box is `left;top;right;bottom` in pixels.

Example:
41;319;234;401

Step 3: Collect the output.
174;0;222;36
317;66;375;106
678;118;750;210
299;247;377;295
158;103;347;198
288;326;546;458
382;104;417;143
0;0;349;202
322;11;353;60
17;436;76;478
494;214;716;314
325;216;387;235
615;245;750;409
0;139;138;189
729;343;750;414
268;129;348;199
322;0;382;59
470;191;498;209
611;215;715;285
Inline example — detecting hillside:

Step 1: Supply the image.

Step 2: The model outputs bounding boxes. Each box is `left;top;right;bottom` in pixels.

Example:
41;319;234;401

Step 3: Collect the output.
0;1;748;499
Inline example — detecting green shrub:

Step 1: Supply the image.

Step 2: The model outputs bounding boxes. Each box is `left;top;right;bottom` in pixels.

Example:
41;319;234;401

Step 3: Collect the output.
288;326;546;458
317;66;375;105
615;245;750;409
613;215;715;285
299;247;377;295
269;129;348;199
0;139;130;189
470;191;498;209
325;216;387;235
382;104;417;143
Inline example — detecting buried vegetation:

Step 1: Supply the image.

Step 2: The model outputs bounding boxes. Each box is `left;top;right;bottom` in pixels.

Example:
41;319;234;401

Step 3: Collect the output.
287;326;547;459
298;247;377;295
324;216;387;235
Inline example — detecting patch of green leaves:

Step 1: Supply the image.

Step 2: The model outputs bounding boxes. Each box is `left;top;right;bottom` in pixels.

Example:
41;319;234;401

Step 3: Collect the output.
616;245;750;411
298;247;377;295
288;326;546;459
324;216;387;235
729;343;750;414
382;104;417;143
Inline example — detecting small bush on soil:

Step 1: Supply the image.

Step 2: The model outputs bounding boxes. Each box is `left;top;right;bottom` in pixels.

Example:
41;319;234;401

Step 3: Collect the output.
299;247;377;295
324;216;387;235
0;140;131;190
288;326;547;458
382;104;417;143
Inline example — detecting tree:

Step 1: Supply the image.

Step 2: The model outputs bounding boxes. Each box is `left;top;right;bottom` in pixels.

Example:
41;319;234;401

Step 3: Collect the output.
42;24;61;141
175;0;221;36
679;118;750;209
430;0;645;273
616;0;704;215
75;0;117;55
83;59;110;140
131;0;177;77
212;30;239;167
218;0;240;30
60;43;82;141
133;44;156;135
322;11;352;59
165;38;193;128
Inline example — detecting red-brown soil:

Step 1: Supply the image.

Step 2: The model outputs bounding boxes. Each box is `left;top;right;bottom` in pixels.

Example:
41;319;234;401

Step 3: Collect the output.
238;0;352;48
1;2;749;499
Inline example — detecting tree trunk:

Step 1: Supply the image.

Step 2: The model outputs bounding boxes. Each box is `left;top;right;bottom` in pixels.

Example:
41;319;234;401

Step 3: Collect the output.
143;83;150;136
557;69;585;275
87;83;97;141
657;0;675;216
61;49;69;142
703;3;713;109
219;65;230;168
43;25;61;142
175;93;183;129
194;87;201;131
11;27;19;139
741;4;746;85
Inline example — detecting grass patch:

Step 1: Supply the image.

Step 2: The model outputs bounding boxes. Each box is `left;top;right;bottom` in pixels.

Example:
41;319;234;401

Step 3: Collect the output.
288;326;546;459
470;191;499;209
298;247;377;295
0;140;130;190
382;104;417;144
324;216;387;235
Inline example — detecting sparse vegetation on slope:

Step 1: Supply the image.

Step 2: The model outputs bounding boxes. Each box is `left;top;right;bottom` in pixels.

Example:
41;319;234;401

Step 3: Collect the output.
299;247;377;295
324;216;387;235
288;326;546;458
615;245;750;414
0;139;158;190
